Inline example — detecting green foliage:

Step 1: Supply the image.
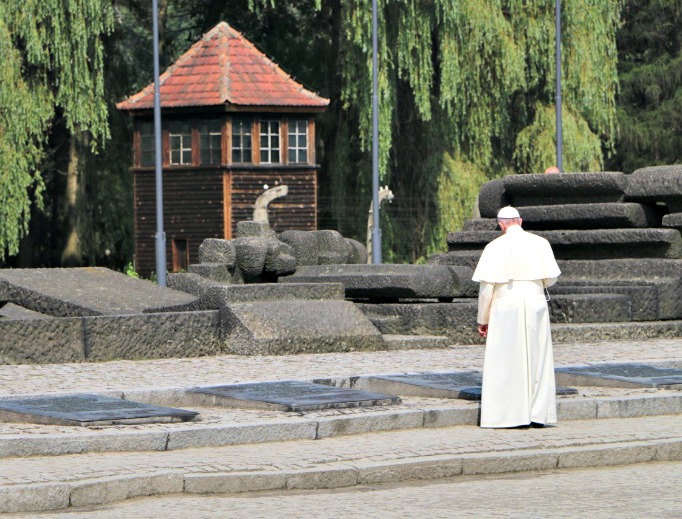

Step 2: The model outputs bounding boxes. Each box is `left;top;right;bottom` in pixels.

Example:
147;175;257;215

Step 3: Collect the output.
0;0;113;261
611;0;682;172
428;154;489;255
336;0;620;260
514;103;604;173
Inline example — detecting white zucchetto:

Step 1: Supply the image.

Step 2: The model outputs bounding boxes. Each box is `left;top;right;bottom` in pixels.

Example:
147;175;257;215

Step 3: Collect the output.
497;206;520;219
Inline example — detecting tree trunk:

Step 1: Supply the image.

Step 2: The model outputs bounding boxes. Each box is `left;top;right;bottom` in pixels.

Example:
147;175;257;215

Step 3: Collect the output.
61;130;86;266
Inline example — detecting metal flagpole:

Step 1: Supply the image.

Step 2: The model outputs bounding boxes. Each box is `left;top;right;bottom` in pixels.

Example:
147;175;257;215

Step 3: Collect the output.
555;0;563;172
371;0;382;263
152;0;167;285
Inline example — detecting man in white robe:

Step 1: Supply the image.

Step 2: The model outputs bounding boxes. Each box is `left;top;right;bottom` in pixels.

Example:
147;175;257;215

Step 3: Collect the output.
472;206;561;428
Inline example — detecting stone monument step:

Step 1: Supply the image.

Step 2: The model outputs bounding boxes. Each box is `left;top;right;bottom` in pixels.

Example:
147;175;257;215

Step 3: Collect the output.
278;264;477;300
476;172;628;218
447;228;682;259
163;272;346;310
381;334;451;350
1;413;681;513
625;165;682;211
220;299;384;355
466;202;662;231
550;293;633;323
0;267;198;317
550;284;658;321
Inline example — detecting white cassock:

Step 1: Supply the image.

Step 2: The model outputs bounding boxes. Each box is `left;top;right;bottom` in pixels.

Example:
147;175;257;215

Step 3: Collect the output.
472;225;561;428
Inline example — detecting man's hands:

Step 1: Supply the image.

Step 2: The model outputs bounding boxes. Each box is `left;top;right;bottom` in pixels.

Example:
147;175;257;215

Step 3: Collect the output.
477;324;488;339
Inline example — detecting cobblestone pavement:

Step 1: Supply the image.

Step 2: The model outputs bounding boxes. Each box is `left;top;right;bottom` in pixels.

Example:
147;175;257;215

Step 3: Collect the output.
1;338;681;397
1;414;680;487
9;461;682;518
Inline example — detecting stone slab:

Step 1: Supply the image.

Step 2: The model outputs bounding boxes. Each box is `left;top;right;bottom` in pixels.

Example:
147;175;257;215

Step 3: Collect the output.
503;172;627;206
549;294;632;323
555;363;682;389
187;381;400;411
363;372;483;399
626;165;682;210
83;311;223;361
357;301;479;344
279;264;475;300
0;302;50;320
456;386;578;401
162;275;345;310
0;267;198;317
362;372;577;400
0;394;198;426
662;212;682;228
447;229;682;259
462;218;498;231
220;300;384;355
0;317;85;364
550;284;658;321
516;203;662;230
478;178;511;218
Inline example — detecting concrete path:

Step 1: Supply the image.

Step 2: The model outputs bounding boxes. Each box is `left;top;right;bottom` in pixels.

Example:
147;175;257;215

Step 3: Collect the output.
1;337;681;514
8;461;681;518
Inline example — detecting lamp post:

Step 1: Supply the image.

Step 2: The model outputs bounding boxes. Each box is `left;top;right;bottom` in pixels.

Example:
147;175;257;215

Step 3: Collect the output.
152;0;167;285
371;0;381;263
555;0;563;172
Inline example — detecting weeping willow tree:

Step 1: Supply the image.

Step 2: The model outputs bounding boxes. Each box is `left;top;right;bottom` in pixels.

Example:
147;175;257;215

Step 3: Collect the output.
0;1;112;262
334;0;620;259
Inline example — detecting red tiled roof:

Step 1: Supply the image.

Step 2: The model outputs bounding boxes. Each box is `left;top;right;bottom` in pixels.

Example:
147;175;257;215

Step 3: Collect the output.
117;22;329;111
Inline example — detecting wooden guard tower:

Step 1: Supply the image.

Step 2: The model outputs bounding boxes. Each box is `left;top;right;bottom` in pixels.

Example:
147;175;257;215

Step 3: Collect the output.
117;22;329;276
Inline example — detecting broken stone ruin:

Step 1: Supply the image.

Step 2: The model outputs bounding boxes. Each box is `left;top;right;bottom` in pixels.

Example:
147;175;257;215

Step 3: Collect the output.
3;164;682;364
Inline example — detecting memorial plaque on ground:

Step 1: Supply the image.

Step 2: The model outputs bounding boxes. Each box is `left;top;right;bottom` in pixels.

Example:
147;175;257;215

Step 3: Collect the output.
364;372;484;399
457;386;579;401
188;381;401;411
0;394;199;426
364;372;577;400
556;363;682;389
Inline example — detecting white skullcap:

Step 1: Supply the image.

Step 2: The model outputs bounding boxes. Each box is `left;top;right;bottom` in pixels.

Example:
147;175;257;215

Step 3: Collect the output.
497;206;520;219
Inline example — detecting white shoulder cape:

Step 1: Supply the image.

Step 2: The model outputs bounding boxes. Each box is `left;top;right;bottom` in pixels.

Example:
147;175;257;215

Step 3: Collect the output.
472;226;561;283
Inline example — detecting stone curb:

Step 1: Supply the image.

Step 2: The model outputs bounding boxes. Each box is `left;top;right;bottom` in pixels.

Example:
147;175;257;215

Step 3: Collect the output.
1;392;681;459
3;438;681;513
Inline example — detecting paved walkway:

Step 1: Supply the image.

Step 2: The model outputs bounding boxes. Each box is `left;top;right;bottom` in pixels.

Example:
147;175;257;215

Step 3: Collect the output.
9;461;681;518
1;338;680;397
1;337;681;514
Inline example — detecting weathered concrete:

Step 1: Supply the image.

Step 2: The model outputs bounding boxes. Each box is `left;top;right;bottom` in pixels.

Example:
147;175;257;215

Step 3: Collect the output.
516;203;662;230
83;311;223;361
278;230;319;266
447;229;682;259
0;317;85;364
503;172;627;206
549;294;632;323
220;300;384;355
279;264;476;300
0;268;198;317
198;239;237;266
626;165;682;211
477;178;511;218
357;301;480;343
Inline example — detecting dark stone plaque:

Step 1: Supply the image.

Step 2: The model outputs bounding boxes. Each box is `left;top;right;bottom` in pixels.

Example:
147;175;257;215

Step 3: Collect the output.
364;372;483;399
188;381;401;411
458;386;578;401
366;372;577;400
556;363;682;388
0;394;198;426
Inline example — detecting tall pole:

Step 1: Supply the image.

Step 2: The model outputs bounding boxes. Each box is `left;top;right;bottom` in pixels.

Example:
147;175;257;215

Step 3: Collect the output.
371;0;382;263
555;0;563;172
152;0;167;285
